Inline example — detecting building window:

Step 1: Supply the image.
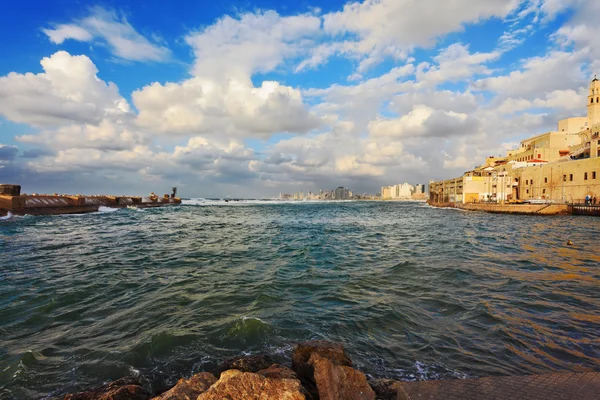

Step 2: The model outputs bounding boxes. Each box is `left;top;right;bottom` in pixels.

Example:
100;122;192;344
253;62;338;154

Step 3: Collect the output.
527;189;529;194
526;180;529;185
544;177;548;183
570;174;573;181
531;180;533;185
585;172;588;180
538;154;541;158
563;175;567;182
543;189;546;194
594;171;597;179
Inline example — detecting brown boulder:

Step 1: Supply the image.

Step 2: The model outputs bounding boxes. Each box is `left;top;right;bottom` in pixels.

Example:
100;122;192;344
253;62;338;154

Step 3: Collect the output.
309;353;375;400
291;340;353;398
198;369;306;400
212;354;274;377
292;341;352;370
152;372;216;400
63;377;150;400
369;379;404;400
257;364;298;380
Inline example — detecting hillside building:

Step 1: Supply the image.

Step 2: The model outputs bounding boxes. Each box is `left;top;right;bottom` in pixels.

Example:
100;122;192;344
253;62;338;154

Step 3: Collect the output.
430;77;600;204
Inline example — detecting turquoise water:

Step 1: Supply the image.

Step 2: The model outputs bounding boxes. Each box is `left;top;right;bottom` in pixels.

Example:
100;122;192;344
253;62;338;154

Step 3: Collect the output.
1;201;600;398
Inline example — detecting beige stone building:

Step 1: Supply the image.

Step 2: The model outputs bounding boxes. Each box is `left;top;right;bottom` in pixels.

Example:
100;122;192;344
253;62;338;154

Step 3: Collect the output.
430;77;600;204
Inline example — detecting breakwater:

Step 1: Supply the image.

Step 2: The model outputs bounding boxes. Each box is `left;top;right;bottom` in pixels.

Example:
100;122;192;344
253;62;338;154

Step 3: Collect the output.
0;184;181;216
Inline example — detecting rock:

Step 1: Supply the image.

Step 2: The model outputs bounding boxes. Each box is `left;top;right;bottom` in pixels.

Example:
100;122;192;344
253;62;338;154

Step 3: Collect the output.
369;379;404;400
212;354;274;377
291;340;353;399
63;377;150;400
292;341;353;370
257;364;298;380
198;369;306;400
309;353;375;400
152;372;216;400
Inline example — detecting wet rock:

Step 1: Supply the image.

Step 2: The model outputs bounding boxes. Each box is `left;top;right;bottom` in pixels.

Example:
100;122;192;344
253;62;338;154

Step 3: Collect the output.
257;364;298;380
63;377;150;400
197;369;306;400
292;340;353;370
309;353;375;400
212;354;274;377
369;379;404;400
291;340;353;398
152;372;216;400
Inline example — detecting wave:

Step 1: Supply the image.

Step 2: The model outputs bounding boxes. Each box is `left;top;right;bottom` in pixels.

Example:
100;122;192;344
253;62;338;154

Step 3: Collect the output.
182;198;357;206
97;206;119;213
0;211;14;220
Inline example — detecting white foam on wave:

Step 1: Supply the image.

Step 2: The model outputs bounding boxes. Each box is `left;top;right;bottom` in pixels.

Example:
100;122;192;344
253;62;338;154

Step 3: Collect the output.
0;211;14;220
182;198;357;206
97;206;119;213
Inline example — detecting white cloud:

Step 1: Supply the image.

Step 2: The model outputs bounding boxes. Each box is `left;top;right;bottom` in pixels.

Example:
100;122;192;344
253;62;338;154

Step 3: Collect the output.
133;78;321;138
472;50;588;99
318;0;519;71
185;10;321;80
368;105;479;139
43;7;170;62
415;43;500;85
0;51;132;127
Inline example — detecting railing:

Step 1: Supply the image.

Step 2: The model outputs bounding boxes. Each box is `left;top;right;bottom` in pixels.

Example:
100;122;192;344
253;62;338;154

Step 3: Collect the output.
571;204;600;216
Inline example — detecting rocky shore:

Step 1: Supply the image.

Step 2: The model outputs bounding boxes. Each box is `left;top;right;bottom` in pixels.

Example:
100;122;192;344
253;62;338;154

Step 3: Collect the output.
61;341;398;400
52;340;600;400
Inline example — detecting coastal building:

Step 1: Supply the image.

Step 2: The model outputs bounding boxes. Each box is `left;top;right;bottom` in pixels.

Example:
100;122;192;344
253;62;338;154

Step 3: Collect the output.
380;183;419;200
430;77;600;204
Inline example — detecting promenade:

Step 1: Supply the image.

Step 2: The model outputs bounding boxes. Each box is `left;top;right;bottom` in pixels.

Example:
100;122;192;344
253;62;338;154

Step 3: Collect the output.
399;372;600;400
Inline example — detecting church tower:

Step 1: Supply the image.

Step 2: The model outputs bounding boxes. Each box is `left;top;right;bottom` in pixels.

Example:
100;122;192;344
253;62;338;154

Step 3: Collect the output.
588;75;600;128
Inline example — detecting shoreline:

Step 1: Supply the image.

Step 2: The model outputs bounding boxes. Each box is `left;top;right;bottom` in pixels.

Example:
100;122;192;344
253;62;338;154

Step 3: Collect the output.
61;341;600;400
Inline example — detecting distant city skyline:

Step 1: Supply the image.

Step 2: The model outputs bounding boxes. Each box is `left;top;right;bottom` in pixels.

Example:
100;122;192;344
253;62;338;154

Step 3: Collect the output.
0;1;598;197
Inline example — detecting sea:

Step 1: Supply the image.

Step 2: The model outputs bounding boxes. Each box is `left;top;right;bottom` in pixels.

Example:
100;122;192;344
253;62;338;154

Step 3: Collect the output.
1;200;599;399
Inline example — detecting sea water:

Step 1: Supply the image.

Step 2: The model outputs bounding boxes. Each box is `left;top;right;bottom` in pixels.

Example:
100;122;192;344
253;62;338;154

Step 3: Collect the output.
1;201;599;398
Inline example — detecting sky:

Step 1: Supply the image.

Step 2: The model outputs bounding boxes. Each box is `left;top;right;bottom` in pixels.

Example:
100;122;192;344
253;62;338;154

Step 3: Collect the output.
0;0;598;198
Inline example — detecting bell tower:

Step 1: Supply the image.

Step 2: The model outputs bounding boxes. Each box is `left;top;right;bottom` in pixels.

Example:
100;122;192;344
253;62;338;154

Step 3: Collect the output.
588;75;600;128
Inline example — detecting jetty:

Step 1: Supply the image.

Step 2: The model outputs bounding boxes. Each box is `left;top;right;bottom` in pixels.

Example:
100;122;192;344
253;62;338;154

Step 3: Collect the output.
0;184;181;217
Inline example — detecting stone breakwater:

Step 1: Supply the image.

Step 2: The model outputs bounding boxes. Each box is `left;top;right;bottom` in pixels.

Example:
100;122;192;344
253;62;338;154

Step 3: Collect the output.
0;184;181;216
57;341;600;400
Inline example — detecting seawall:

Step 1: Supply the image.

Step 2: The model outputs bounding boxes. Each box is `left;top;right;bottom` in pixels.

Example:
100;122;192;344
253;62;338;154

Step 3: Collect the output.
427;201;571;215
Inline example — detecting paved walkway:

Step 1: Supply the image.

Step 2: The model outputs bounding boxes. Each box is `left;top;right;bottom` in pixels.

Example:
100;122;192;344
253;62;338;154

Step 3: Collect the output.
398;372;600;400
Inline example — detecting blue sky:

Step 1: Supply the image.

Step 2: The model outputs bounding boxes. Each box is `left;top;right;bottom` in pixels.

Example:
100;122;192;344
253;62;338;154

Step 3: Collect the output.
0;0;597;197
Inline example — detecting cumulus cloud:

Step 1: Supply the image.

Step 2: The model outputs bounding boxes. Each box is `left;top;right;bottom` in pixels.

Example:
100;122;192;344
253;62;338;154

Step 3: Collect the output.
368;105;479;139
185;10;321;80
317;0;518;72
43;6;170;62
472;50;588;99
133;78;321;138
0;51;132;127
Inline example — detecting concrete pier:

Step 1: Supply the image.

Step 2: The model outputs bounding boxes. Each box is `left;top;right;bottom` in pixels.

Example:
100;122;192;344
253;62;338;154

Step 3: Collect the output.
399;372;600;400
428;201;571;215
